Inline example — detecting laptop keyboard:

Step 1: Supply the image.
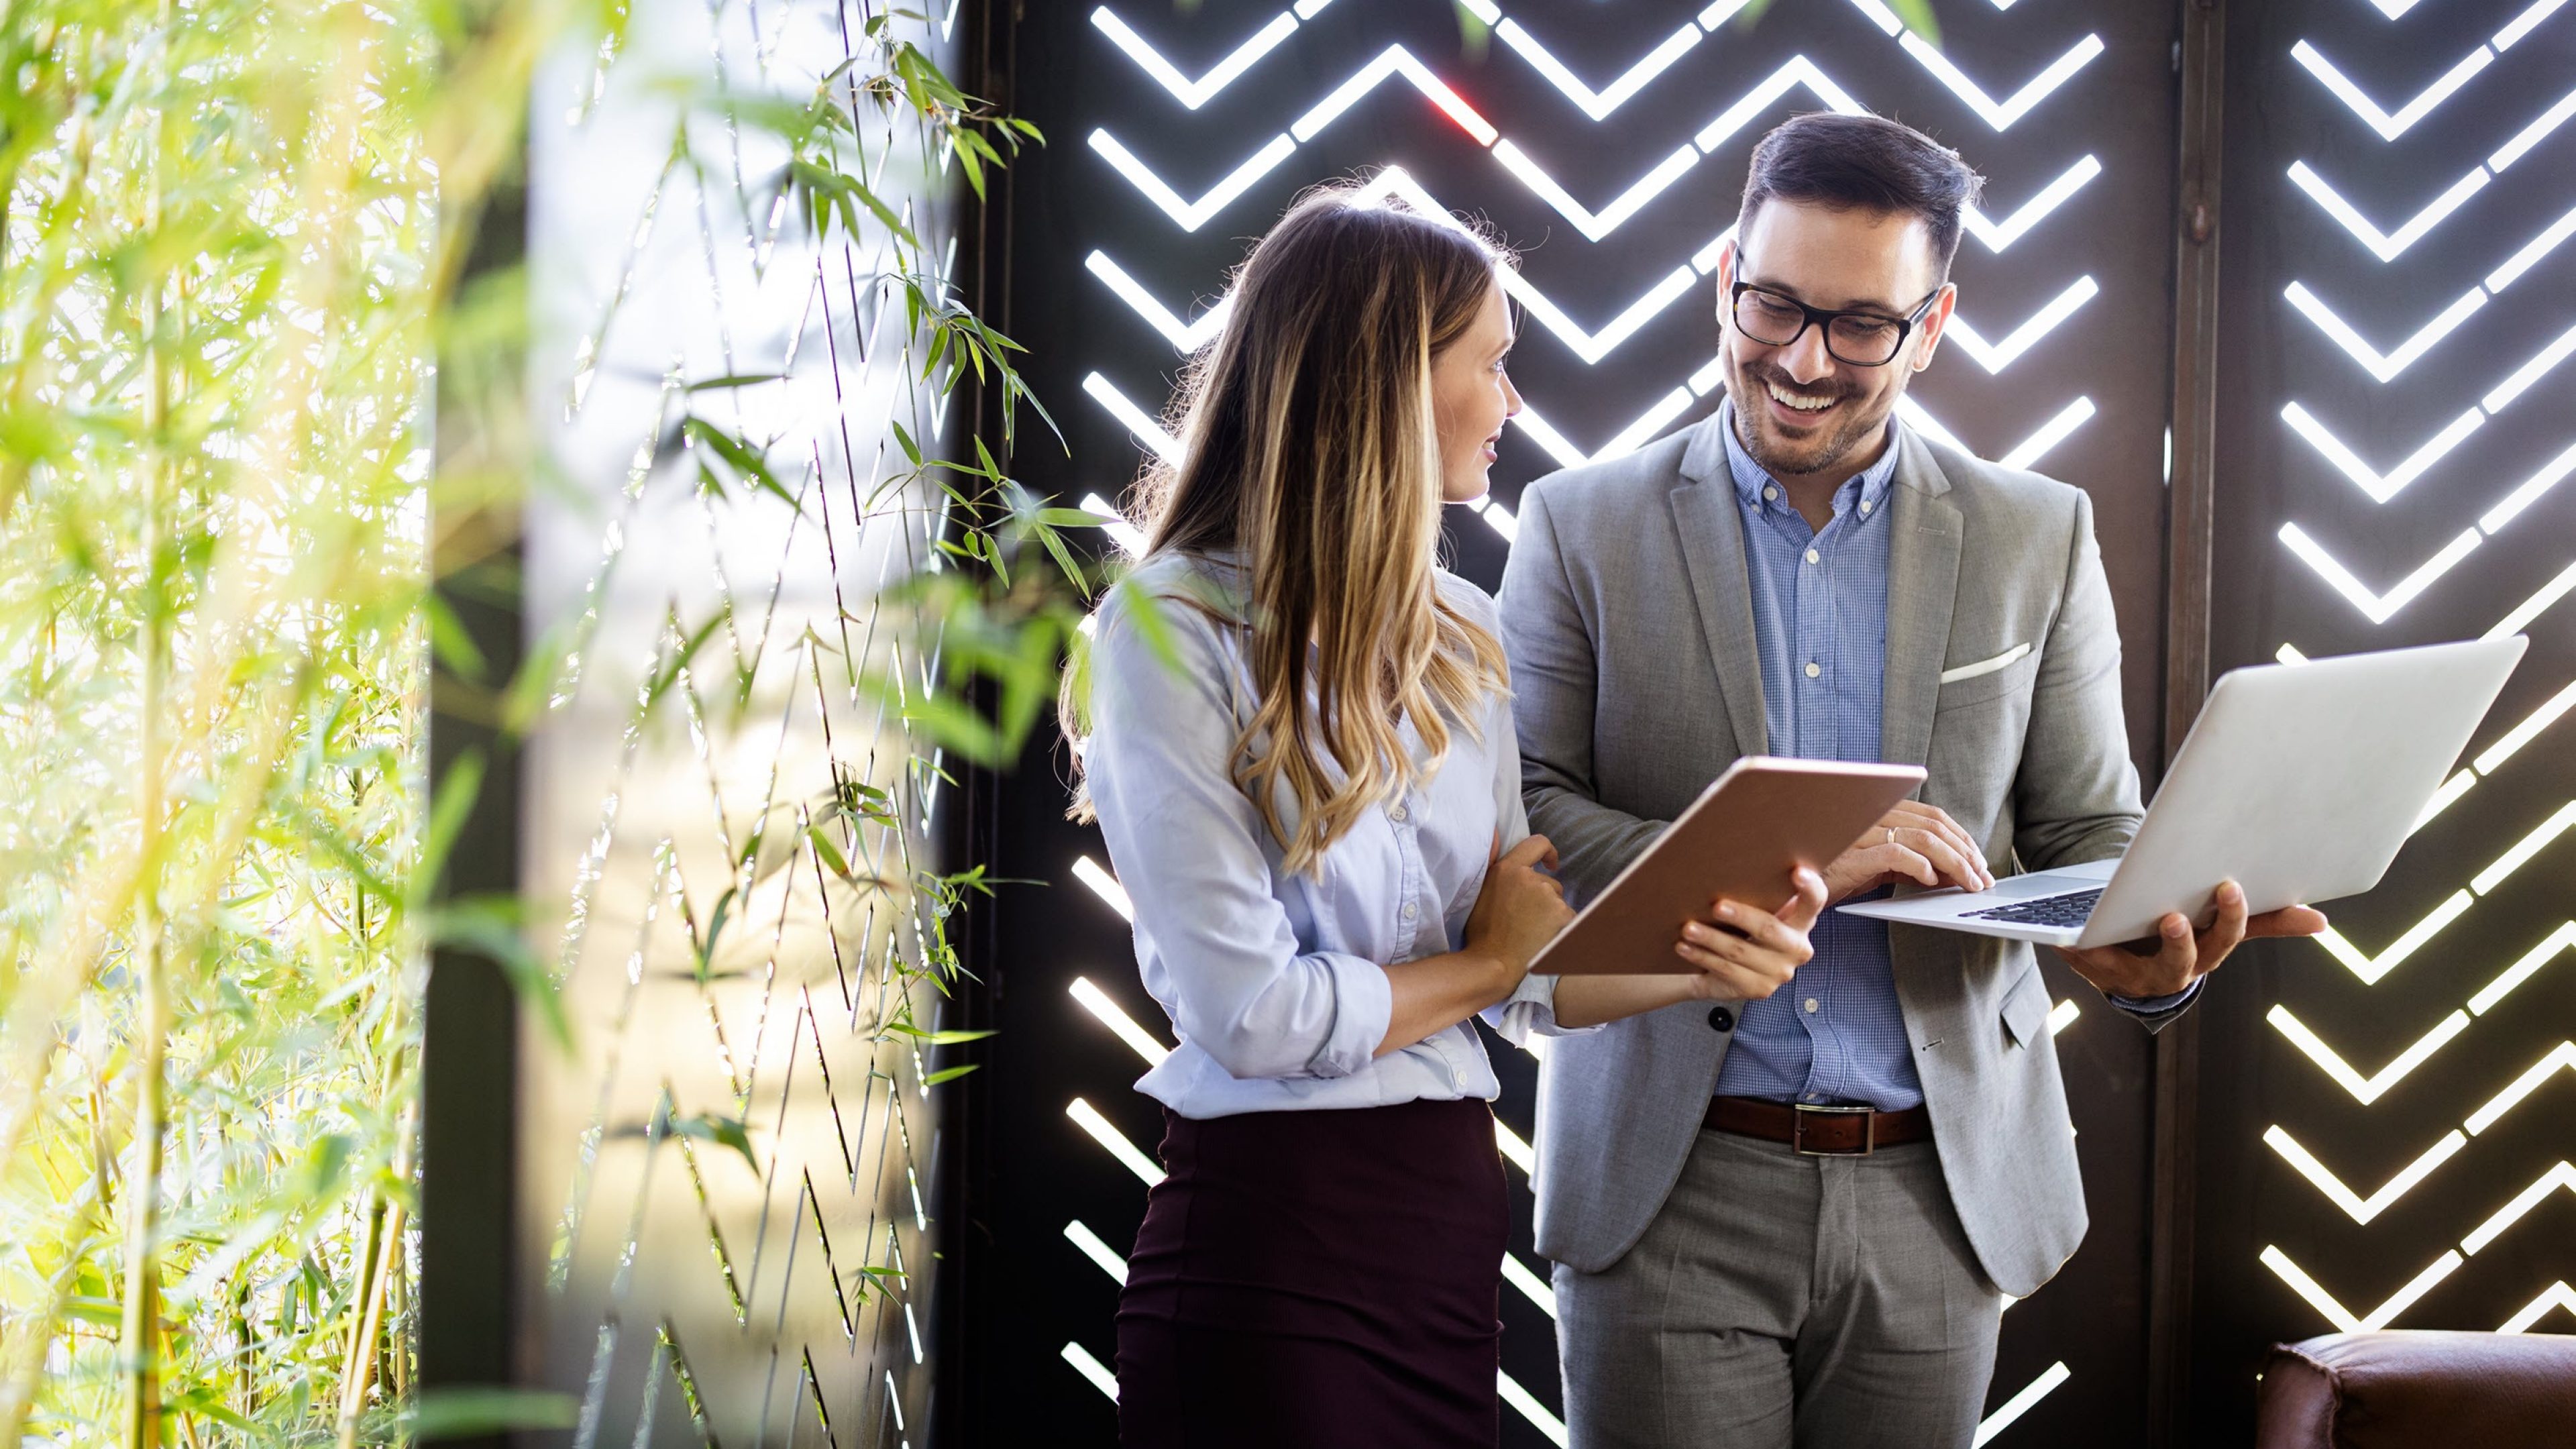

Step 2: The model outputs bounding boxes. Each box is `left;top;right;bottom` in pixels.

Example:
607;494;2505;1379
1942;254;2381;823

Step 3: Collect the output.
1965;888;2103;928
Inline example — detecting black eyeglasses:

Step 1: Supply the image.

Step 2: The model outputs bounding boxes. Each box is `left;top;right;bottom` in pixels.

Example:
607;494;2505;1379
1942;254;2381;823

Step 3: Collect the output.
1727;278;1944;368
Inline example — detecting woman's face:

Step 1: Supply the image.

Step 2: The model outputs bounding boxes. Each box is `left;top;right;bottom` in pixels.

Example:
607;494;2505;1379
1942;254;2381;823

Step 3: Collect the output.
1430;275;1522;504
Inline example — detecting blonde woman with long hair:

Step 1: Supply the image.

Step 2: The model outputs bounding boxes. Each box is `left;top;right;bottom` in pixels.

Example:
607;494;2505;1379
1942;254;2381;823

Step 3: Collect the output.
1072;188;1827;1448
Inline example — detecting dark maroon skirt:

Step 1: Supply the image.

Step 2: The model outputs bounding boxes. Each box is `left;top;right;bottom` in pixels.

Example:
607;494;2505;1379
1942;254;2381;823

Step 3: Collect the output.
1115;1095;1509;1448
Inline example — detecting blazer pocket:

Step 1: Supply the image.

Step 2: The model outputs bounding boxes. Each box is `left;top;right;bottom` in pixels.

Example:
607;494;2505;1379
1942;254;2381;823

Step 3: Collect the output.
2000;967;2051;1051
1935;641;2037;710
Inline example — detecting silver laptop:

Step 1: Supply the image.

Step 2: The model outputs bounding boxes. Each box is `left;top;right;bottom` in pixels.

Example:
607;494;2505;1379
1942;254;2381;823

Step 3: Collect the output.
1835;637;2527;949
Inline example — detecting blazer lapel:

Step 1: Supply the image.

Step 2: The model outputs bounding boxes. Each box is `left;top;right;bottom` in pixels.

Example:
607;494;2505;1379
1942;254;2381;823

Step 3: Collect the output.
1880;429;1964;775
1668;414;1768;757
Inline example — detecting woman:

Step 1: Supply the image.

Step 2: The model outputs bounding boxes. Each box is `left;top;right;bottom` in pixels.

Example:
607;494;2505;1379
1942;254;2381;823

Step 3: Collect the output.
1072;187;1827;1448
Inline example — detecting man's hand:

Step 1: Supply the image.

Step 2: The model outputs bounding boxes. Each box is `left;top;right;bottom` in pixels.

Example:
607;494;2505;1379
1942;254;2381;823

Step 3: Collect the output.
2053;879;2328;1000
1821;801;1995;903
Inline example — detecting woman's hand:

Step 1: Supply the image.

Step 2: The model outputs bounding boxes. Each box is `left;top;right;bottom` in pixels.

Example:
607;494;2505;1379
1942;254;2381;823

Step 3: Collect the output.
1674;867;1827;1000
1464;834;1577;992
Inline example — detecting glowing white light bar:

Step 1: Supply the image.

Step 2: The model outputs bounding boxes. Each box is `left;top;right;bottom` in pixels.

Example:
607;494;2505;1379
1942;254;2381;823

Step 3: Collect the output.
2412;767;2476;833
2312;890;2474;983
2283;282;2485;382
1601;388;1697;458
1468;496;1518;542
1072;854;1134;920
1497;19;1702;121
2281;402;2482;503
1061;1342;1118;1400
1695;58;1864;152
1943;276;2099;374
2291;40;2489;141
1493;140;1699;241
1846;0;1904;34
1091;7;1297;109
2490;561;2576;639
1064;1219;1129;1283
2489;86;2576;170
2472;800;2576;896
1071;976;1171;1067
2463;1162;2576;1254
1501;1252;1557;1318
1510;407;1589;471
1067;1097;1165;1185
1085;251;1226;351
2000;397;2097;472
2467;1040;2576;1134
2476;681;2576;776
2495;0;2571;50
1082;372;1181;464
1498;1371;1570;1446
1495;1118;1536;1173
2469;922;2576;1016
1897;398;1963;452
1079;492;1145;556
1291;46;1498;146
1898;31;2102;131
2265;1126;2466;1223
1455;0;1499;19
2267;1004;2470;1103
2481;322;2576;413
2361;0;2425;16
2486;203;2576;291
1698;0;1755;25
1089;128;1295;232
2288;160;2488;262
2047;998;2079;1036
2261;1244;2461;1332
2277;522;2481;624
1688;355;1729;396
1960;156;2102;252
2501;1282;2576;1333
1971;1362;2070;1447
2278;644;2312;665
1504;264;1699;364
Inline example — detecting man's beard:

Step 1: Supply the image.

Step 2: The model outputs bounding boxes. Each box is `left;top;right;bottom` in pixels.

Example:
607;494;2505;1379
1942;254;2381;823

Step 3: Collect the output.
1729;360;1895;480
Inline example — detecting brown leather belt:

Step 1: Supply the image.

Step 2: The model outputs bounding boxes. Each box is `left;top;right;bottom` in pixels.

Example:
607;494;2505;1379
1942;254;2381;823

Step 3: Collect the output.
1704;1095;1932;1156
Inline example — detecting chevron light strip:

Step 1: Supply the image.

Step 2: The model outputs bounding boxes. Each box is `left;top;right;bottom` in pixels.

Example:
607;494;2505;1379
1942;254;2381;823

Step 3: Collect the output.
1293;45;1498;145
1071;976;1171;1066
1493;140;1699;242
1496;17;1703;120
2292;40;2491;141
1960;156;2102;252
2284;283;2486;382
1067;1097;1164;1185
2501;1283;2576;1333
1089;129;1296;232
1944;277;2099;373
1090;7;1295;109
1072;853;1134;920
2277;523;2482;625
1896;31;2104;131
2279;402;2481;504
2264;1126;2467;1223
2461;1161;2576;1254
1061;1342;1119;1399
2289;162;2488;262
2265;1246;2463;1332
2310;796;2573;980
1971;1363;2071;1448
2269;1006;2473;1104
2467;1040;2576;1136
2467;922;2576;1016
1064;1219;1129;1283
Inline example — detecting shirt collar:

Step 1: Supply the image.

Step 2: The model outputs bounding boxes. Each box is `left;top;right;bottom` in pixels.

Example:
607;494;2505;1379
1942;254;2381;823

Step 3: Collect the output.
1718;399;1902;518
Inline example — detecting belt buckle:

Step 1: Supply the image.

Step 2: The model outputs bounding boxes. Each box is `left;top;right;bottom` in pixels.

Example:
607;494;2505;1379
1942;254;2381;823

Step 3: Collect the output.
1791;1103;1874;1157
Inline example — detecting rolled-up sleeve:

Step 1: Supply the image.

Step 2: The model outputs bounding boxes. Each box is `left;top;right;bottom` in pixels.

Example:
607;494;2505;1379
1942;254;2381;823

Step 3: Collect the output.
1085;590;1391;1081
1475;662;1597;1045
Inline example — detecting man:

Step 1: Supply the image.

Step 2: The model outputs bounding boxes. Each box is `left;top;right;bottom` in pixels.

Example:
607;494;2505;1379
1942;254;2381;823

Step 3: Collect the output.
1498;113;2322;1447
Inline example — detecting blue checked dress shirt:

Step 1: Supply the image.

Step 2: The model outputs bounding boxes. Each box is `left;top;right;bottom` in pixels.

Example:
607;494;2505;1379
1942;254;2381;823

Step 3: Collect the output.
1707;404;1925;1110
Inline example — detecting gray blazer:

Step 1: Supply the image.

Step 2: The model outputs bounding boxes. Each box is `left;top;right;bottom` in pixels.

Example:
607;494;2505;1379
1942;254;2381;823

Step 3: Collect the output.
1499;411;2168;1299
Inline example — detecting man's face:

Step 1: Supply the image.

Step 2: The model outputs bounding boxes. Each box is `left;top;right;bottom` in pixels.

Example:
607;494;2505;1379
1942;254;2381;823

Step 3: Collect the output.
1717;199;1955;479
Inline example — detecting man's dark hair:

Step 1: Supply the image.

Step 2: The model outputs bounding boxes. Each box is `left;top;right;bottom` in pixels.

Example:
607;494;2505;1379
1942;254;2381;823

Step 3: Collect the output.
1739;113;1986;277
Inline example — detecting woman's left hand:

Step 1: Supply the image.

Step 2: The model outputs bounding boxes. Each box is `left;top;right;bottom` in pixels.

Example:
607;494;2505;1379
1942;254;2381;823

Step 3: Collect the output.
1674;867;1827;1001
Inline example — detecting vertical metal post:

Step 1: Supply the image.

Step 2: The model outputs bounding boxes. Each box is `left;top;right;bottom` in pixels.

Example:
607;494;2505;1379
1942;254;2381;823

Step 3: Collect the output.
2150;1;2225;1443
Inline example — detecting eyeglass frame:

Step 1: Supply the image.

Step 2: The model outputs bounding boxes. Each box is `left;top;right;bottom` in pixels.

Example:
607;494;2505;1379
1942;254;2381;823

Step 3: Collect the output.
1724;274;1947;368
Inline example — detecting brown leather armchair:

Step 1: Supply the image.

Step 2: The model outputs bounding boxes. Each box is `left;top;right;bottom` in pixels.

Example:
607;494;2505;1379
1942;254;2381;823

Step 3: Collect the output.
2255;1331;2576;1448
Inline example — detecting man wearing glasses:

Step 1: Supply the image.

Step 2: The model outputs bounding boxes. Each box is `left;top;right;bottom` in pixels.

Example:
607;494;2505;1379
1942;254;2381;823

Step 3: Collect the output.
1499;113;2314;1446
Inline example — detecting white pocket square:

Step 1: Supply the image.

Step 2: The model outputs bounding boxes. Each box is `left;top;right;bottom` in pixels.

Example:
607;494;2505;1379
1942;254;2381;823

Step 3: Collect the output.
1939;642;2032;684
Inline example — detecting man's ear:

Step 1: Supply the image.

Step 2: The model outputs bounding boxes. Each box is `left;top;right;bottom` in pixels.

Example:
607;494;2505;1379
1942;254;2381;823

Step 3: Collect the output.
1909;281;1959;373
1713;238;1738;317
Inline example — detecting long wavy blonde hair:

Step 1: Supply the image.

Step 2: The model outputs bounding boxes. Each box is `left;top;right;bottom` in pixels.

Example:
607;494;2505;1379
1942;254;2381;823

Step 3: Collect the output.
1073;186;1511;876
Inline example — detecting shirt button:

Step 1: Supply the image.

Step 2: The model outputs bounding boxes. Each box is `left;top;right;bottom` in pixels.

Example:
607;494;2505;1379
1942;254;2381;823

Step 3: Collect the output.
1804;998;1821;1014
1401;901;1419;922
1389;804;1407;822
1707;1006;1735;1032
1762;486;1778;502
1804;547;1820;565
1805;661;1822;679
1860;499;1873;514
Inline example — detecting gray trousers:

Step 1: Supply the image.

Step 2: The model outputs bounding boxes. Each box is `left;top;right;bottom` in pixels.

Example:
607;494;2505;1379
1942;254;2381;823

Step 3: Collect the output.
1554;1126;2004;1448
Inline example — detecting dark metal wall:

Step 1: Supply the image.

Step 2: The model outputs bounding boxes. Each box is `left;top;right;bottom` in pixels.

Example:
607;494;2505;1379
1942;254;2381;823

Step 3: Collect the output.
962;1;2190;1443
2186;0;2576;1436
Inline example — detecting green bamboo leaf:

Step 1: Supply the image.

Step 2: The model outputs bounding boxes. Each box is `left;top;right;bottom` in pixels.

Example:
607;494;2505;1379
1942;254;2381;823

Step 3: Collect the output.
922;1063;979;1086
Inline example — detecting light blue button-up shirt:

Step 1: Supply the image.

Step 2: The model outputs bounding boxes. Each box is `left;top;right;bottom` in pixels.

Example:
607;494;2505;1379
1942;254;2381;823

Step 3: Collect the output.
1708;404;1925;1110
1081;550;1575;1120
